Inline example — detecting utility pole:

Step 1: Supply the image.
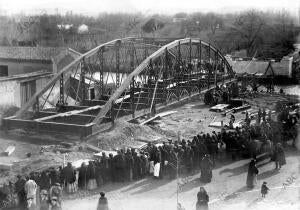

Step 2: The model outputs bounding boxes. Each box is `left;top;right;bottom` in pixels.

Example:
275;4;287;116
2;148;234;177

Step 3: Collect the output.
176;152;179;208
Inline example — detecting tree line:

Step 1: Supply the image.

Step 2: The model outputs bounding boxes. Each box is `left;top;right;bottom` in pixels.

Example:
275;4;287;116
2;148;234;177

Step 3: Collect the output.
0;9;299;58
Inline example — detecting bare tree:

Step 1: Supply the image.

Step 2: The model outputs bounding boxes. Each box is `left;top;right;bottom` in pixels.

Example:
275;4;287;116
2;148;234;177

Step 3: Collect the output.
231;10;265;56
141;18;165;38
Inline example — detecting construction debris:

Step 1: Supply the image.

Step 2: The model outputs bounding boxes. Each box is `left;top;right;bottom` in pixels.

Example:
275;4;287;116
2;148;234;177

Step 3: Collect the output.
86;144;102;153
232;104;251;113
0;163;12;171
140;111;178;125
210;104;230;112
4;146;15;156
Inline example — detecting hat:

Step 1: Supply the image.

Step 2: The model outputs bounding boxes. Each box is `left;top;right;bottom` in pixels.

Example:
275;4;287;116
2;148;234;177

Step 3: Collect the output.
263;181;267;184
51;196;58;201
55;183;60;186
27;197;33;201
100;192;105;196
40;190;48;195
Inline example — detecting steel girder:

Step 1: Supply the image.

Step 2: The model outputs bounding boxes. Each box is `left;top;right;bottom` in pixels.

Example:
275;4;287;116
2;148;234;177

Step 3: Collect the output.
93;38;234;125
15;37;160;119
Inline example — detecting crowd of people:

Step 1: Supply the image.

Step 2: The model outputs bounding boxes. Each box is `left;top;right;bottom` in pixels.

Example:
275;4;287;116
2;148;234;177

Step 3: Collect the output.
0;101;298;210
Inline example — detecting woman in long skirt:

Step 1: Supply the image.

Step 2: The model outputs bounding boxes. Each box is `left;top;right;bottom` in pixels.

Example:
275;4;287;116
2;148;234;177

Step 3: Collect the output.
200;155;213;183
196;187;209;210
246;159;259;188
87;161;98;190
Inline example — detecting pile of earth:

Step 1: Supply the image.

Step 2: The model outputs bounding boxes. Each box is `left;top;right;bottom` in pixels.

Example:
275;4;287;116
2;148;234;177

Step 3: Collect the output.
87;120;171;150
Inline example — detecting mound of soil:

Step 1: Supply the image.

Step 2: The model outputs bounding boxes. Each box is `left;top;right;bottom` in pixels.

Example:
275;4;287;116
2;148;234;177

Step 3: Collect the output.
87;121;165;150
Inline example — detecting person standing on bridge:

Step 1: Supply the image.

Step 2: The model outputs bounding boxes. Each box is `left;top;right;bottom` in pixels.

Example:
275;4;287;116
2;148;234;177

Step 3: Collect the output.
196;187;209;210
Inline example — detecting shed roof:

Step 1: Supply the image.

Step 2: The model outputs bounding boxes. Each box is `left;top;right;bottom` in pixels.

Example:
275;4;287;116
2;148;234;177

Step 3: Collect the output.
230;60;270;75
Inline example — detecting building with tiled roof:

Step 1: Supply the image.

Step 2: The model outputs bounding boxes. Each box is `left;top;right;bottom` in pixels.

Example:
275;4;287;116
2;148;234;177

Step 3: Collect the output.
0;46;81;108
0;46;80;77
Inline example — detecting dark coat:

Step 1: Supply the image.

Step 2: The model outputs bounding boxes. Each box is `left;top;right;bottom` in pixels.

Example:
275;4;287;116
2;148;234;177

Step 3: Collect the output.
39;172;50;190
246;161;258;188
78;164;88;188
15;177;26;208
261;184;269;195
196;191;209;210
87;162;97;180
62;165;76;184
200;156;213;183
274;146;286;165
97;196;109;210
49;170;60;186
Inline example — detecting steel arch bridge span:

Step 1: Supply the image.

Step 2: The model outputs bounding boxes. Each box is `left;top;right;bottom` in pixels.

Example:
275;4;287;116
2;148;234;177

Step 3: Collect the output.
14;37;160;119
93;38;235;125
4;37;235;137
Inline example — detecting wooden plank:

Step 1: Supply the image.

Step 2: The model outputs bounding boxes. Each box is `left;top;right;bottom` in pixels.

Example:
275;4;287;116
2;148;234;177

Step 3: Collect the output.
232;104;251;113
115;91;144;104
34;105;102;121
210;104;230;112
4;146;15;156
0;163;13;170
140;110;178;125
86;144;102;153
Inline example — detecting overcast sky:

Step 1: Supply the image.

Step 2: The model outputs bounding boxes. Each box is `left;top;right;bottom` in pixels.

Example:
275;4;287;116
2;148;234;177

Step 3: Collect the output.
0;0;299;16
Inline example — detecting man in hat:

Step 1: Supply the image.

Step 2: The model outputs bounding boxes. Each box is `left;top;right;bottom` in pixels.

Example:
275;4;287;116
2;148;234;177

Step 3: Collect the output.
40;190;49;210
24;176;37;205
97;192;109;210
61;162;76;193
49;183;62;204
15;175;27;209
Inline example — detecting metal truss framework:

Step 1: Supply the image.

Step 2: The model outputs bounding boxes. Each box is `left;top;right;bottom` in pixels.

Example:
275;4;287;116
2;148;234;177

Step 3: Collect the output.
6;37;235;137
93;38;234;125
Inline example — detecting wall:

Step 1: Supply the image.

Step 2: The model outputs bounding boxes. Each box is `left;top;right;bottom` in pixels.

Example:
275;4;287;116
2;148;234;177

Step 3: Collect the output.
272;57;293;77
0;58;52;77
226;55;293;77
0;79;19;107
0;74;53;108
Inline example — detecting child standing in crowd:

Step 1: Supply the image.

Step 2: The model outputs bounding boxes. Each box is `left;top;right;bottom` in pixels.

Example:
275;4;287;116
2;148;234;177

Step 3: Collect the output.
49;196;62;210
261;181;269;198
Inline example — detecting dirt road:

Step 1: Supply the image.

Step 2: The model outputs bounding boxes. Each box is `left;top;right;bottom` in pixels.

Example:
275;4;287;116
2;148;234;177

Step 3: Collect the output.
63;96;300;210
62;147;300;210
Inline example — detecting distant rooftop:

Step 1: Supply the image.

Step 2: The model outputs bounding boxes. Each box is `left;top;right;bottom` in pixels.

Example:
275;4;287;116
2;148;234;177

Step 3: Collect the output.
0;46;67;61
